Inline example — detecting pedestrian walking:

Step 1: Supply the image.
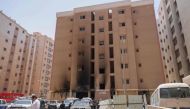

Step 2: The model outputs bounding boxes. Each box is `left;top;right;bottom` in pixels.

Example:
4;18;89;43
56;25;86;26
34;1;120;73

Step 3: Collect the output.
31;94;41;109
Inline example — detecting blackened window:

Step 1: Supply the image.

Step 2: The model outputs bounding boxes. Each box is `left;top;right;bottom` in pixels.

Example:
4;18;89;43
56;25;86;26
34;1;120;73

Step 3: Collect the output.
91;35;95;46
110;76;115;89
99;68;105;74
108;21;112;31
109;34;113;45
91;23;95;33
99;83;105;89
90;76;95;89
91;12;95;21
109;47;114;58
91;62;94;74
91;48;95;59
110;61;114;73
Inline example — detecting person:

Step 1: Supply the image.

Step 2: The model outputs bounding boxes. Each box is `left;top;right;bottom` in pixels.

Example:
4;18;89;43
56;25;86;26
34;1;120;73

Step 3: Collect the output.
31;94;41;109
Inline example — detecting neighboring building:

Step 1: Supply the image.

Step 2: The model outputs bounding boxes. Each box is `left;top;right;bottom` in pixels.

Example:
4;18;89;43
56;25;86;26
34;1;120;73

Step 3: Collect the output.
30;32;54;98
0;11;54;99
157;0;190;83
50;0;165;100
0;11;33;93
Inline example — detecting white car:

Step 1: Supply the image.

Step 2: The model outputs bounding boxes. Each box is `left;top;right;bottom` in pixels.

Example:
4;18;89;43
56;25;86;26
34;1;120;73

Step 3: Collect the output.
7;99;32;109
70;100;91;109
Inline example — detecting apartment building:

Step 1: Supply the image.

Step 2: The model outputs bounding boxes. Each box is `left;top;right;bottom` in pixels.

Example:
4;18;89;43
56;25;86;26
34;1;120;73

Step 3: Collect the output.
50;0;165;100
157;0;190;83
0;11;34;93
0;12;54;98
30;32;54;98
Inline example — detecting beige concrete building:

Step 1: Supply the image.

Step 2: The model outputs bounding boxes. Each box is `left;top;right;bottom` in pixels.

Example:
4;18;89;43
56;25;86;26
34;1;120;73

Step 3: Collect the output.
0;11;34;93
51;0;165;100
157;0;190;83
30;32;54;98
0;11;54;99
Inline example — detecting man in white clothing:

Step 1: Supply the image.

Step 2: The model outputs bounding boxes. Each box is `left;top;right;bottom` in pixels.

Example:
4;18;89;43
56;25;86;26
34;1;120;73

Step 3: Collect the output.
31;94;40;109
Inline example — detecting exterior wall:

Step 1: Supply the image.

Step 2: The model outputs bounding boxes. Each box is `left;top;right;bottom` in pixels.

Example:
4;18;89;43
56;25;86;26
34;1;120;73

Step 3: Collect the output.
157;0;190;83
50;0;165;100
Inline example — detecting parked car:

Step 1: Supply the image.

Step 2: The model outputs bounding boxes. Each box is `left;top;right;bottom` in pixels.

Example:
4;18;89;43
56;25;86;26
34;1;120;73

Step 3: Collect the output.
70;100;91;109
7;99;32;109
0;99;7;109
48;100;61;109
62;98;78;109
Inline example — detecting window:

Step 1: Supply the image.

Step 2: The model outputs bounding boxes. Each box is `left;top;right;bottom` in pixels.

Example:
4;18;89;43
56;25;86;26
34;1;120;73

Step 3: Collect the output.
91;48;95;59
120;35;126;40
177;62;182;70
99;28;104;32
108;21;112;31
9;23;12;26
99;41;104;46
108;9;112;19
99;53;105;59
3;47;6;51
169;15;173;24
70;18;73;21
69;41;72;45
171;26;175;35
140;79;143;83
91;24;95;33
5;39;8;42
91;12;95;21
126;79;130;84
0;66;2;69
109;34;113;45
136;49;139;52
133;35;138;40
110;61;114;73
90;77;95;89
109;47;114;58
173;37;177;46
175;49;180;58
118;9;125;14
7;31;10;34
91;35;95;46
110;76;115;89
79;27;85;31
167;6;171;14
138;63;142;67
1;57;4;60
99;16;104;20
99;68;105;74
91;62;94;74
119;22;126;27
178;22;182;31
121;48;127;54
99;83;105;89
80;15;85;19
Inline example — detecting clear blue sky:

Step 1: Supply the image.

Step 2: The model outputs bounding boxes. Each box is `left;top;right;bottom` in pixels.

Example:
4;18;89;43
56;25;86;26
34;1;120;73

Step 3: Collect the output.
0;0;159;39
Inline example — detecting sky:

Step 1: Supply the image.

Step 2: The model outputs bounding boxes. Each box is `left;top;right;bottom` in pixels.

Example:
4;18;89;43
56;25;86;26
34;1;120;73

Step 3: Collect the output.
0;0;160;39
